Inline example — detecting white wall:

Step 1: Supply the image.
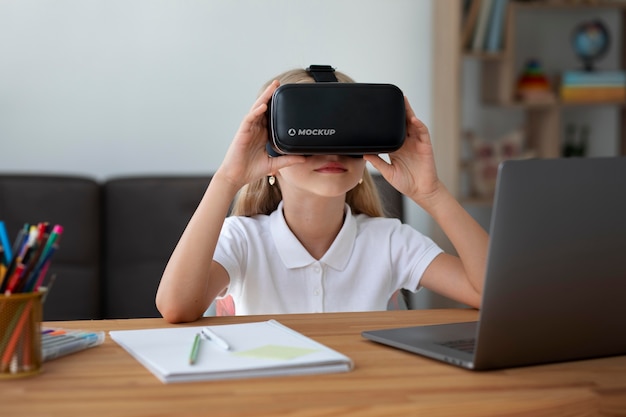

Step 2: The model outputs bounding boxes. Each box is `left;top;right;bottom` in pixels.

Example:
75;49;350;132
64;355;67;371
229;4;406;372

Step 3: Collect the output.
0;0;433;181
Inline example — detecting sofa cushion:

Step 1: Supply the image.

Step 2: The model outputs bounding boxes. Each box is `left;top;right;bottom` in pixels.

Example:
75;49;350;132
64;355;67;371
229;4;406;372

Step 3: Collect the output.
102;176;212;319
0;175;101;320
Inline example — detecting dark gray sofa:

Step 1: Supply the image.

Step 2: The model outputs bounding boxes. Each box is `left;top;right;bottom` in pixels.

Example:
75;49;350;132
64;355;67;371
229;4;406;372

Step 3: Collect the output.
0;173;403;320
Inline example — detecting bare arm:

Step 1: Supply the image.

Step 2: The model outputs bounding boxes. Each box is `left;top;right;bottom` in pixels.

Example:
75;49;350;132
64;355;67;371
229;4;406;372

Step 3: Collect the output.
413;188;488;308
364;97;488;308
156;81;306;323
155;177;238;323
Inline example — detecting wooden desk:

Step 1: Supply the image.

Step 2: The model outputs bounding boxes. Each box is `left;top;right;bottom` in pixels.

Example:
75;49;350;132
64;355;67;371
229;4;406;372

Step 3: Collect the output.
2;309;625;417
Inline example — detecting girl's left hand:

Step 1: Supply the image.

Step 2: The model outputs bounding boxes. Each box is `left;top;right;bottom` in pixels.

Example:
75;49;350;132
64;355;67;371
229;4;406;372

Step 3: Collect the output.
364;97;441;204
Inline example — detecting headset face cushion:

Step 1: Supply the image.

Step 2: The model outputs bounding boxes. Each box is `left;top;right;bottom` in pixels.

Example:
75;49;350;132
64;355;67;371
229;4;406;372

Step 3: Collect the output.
267;83;406;155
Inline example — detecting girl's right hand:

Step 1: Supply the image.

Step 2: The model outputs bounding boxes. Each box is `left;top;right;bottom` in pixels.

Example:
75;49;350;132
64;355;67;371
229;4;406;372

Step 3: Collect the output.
215;80;306;189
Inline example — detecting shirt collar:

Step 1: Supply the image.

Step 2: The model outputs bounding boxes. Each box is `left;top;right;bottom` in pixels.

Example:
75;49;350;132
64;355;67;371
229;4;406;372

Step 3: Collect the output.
270;201;356;271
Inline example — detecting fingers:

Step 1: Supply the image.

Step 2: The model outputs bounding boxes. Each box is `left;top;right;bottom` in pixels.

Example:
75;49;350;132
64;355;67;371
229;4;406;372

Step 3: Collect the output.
363;155;391;177
239;80;280;134
250;80;279;112
404;96;417;123
403;97;431;144
267;155;307;174
237;104;265;137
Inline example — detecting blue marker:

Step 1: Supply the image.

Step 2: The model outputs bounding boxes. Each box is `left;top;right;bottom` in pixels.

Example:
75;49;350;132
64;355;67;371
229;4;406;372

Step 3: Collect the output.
0;221;12;265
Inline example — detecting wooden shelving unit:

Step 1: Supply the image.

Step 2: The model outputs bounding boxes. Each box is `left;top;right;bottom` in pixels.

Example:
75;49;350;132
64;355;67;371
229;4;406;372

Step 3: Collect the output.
432;0;626;207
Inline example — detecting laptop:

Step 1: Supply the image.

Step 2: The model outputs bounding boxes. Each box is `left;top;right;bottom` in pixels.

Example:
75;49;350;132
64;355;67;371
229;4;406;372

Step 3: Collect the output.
362;156;626;370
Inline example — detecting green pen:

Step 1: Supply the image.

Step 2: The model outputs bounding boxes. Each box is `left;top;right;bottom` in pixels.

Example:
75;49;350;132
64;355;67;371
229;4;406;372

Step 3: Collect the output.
189;333;201;365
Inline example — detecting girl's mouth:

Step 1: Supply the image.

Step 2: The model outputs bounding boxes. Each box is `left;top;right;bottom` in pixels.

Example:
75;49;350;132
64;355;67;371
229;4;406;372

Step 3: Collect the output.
315;162;347;173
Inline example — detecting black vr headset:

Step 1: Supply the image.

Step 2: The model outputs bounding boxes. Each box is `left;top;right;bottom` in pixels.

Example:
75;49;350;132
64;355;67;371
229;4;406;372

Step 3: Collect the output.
266;65;406;157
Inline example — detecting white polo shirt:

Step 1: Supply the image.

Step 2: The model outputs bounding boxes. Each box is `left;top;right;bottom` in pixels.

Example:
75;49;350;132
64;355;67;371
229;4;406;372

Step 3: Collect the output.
213;202;443;315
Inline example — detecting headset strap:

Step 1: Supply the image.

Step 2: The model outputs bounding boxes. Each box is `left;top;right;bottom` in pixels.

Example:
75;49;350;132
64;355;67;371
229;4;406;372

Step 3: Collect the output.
306;65;338;82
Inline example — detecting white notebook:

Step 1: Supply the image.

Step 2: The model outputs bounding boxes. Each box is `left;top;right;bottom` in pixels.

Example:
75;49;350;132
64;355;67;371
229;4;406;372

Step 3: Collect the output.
110;319;353;383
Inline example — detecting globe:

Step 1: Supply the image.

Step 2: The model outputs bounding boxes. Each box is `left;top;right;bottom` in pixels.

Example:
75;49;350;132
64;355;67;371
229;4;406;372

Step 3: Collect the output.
572;20;610;71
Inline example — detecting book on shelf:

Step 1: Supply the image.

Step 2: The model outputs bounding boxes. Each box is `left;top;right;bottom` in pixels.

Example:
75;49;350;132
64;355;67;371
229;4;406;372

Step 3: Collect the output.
560;70;626;102
462;0;510;53
110;319;354;384
485;0;509;52
461;0;482;50
561;70;626;87
471;0;494;51
560;86;626;103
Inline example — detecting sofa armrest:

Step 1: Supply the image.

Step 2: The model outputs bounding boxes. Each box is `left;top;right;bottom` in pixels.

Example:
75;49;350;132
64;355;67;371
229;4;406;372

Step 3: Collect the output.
0;174;101;320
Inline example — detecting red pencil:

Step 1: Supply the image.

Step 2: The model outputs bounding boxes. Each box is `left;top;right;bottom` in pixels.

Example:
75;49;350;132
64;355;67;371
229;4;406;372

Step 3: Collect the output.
5;264;25;295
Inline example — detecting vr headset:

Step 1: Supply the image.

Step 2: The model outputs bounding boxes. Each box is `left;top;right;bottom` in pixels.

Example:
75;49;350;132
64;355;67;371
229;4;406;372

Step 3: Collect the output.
266;65;406;157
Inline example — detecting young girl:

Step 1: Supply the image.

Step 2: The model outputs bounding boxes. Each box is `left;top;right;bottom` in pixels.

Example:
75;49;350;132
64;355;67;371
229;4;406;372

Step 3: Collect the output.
156;68;489;323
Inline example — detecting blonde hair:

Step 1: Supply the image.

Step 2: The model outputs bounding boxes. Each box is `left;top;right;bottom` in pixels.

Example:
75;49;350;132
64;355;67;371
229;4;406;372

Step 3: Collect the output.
231;68;385;218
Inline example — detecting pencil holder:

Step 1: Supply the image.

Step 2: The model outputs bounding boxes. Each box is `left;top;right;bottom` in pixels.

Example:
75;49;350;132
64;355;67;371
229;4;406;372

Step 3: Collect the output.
0;290;45;378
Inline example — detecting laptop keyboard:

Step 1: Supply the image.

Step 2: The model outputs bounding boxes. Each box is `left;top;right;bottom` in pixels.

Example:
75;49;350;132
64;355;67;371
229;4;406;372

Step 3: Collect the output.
438;338;476;354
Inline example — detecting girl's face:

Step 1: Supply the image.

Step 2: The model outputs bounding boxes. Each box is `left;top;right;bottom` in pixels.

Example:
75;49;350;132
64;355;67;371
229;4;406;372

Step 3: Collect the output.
276;155;366;199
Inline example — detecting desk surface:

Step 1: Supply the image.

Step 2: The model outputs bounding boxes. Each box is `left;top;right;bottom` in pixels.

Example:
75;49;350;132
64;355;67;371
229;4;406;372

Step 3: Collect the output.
2;309;625;417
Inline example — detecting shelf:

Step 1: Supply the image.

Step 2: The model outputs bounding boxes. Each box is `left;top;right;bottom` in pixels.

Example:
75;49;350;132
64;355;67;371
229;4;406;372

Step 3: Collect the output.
560;100;626;107
483;99;626;108
513;1;626;11
482;99;558;109
462;51;507;61
432;0;626;208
